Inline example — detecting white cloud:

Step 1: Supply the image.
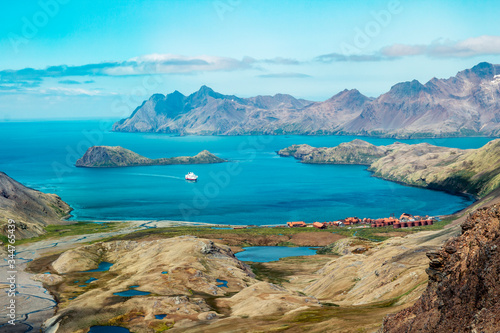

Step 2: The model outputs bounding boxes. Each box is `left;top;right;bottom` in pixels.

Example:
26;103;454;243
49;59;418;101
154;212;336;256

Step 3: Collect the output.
317;35;500;62
106;54;255;75
38;87;117;96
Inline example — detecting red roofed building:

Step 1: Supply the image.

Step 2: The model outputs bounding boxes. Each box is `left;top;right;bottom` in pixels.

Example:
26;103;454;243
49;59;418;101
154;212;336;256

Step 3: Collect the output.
313;222;326;229
287;221;306;228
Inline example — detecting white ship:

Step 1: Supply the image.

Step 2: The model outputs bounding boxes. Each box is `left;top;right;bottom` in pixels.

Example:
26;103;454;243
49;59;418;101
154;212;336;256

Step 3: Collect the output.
185;172;198;181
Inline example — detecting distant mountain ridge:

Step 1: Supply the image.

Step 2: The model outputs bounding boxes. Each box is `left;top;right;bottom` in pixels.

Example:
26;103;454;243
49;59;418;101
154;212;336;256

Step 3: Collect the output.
113;62;500;138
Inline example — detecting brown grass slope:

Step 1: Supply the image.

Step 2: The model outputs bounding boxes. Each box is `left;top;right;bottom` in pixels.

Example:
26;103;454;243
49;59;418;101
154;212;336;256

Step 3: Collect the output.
0;172;72;238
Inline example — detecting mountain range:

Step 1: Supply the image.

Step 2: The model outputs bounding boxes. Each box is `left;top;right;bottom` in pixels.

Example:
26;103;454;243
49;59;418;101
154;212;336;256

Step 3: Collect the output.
113;62;500;138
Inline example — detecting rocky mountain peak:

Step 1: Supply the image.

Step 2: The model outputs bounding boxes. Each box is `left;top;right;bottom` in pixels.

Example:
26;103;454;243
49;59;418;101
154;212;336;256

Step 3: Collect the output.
334;88;369;101
168;90;185;98
198;85;215;94
187;85;228;106
457;62;499;82
471;61;496;77
149;93;166;101
388;79;429;98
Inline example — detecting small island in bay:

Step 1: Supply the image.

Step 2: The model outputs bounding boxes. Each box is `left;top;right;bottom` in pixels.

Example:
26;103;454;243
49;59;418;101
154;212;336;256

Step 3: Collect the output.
279;139;500;199
75;146;226;168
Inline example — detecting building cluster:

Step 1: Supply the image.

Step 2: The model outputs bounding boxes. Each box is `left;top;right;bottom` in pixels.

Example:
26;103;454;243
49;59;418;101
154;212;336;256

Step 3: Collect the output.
287;213;435;229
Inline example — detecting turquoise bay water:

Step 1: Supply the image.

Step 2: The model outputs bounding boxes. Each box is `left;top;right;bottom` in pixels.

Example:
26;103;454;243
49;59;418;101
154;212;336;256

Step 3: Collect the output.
235;246;318;262
0;120;490;225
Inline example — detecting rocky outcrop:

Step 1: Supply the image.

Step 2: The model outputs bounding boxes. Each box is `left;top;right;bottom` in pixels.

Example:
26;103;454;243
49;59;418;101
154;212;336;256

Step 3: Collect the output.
51;243;105;273
279;138;500;198
381;204;500;333
75;146;226;167
0;172;72;238
113;63;500;138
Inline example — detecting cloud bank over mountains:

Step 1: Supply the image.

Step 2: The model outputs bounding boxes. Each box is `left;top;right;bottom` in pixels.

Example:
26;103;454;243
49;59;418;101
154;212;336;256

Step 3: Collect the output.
1;35;499;96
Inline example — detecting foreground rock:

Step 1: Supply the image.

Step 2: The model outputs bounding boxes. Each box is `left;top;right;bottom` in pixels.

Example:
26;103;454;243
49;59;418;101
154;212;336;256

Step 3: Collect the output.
0;172;72;238
75;146;226;167
279;139;500;198
42;237;318;332
381;204;500;332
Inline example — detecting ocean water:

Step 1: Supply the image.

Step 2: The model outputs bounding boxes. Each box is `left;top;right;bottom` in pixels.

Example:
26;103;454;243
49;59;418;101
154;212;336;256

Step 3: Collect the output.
0;120;491;225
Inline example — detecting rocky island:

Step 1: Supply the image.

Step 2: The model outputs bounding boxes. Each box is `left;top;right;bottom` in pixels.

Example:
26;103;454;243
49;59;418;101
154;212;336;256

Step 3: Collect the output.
279;139;500;198
75;146;226;168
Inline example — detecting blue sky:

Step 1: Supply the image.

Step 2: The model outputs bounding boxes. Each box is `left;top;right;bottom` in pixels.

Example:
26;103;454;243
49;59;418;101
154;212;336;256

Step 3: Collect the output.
1;0;500;120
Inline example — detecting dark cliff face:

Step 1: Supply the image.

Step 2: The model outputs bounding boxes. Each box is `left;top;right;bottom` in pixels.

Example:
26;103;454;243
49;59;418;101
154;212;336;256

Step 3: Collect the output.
381;204;500;333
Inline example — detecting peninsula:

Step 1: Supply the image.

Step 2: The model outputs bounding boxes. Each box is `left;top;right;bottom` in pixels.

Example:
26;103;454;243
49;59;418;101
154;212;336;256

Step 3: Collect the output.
75;146;226;168
279;139;500;198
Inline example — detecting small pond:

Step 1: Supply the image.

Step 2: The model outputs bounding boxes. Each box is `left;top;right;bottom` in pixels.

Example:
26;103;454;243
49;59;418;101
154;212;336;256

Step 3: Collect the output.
235;246;318;262
83;262;113;272
88;326;130;333
216;279;228;288
113;289;151;297
155;314;167;320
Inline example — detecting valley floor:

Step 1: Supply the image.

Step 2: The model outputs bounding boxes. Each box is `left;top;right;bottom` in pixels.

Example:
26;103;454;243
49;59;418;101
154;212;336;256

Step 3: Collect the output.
4;187;499;333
